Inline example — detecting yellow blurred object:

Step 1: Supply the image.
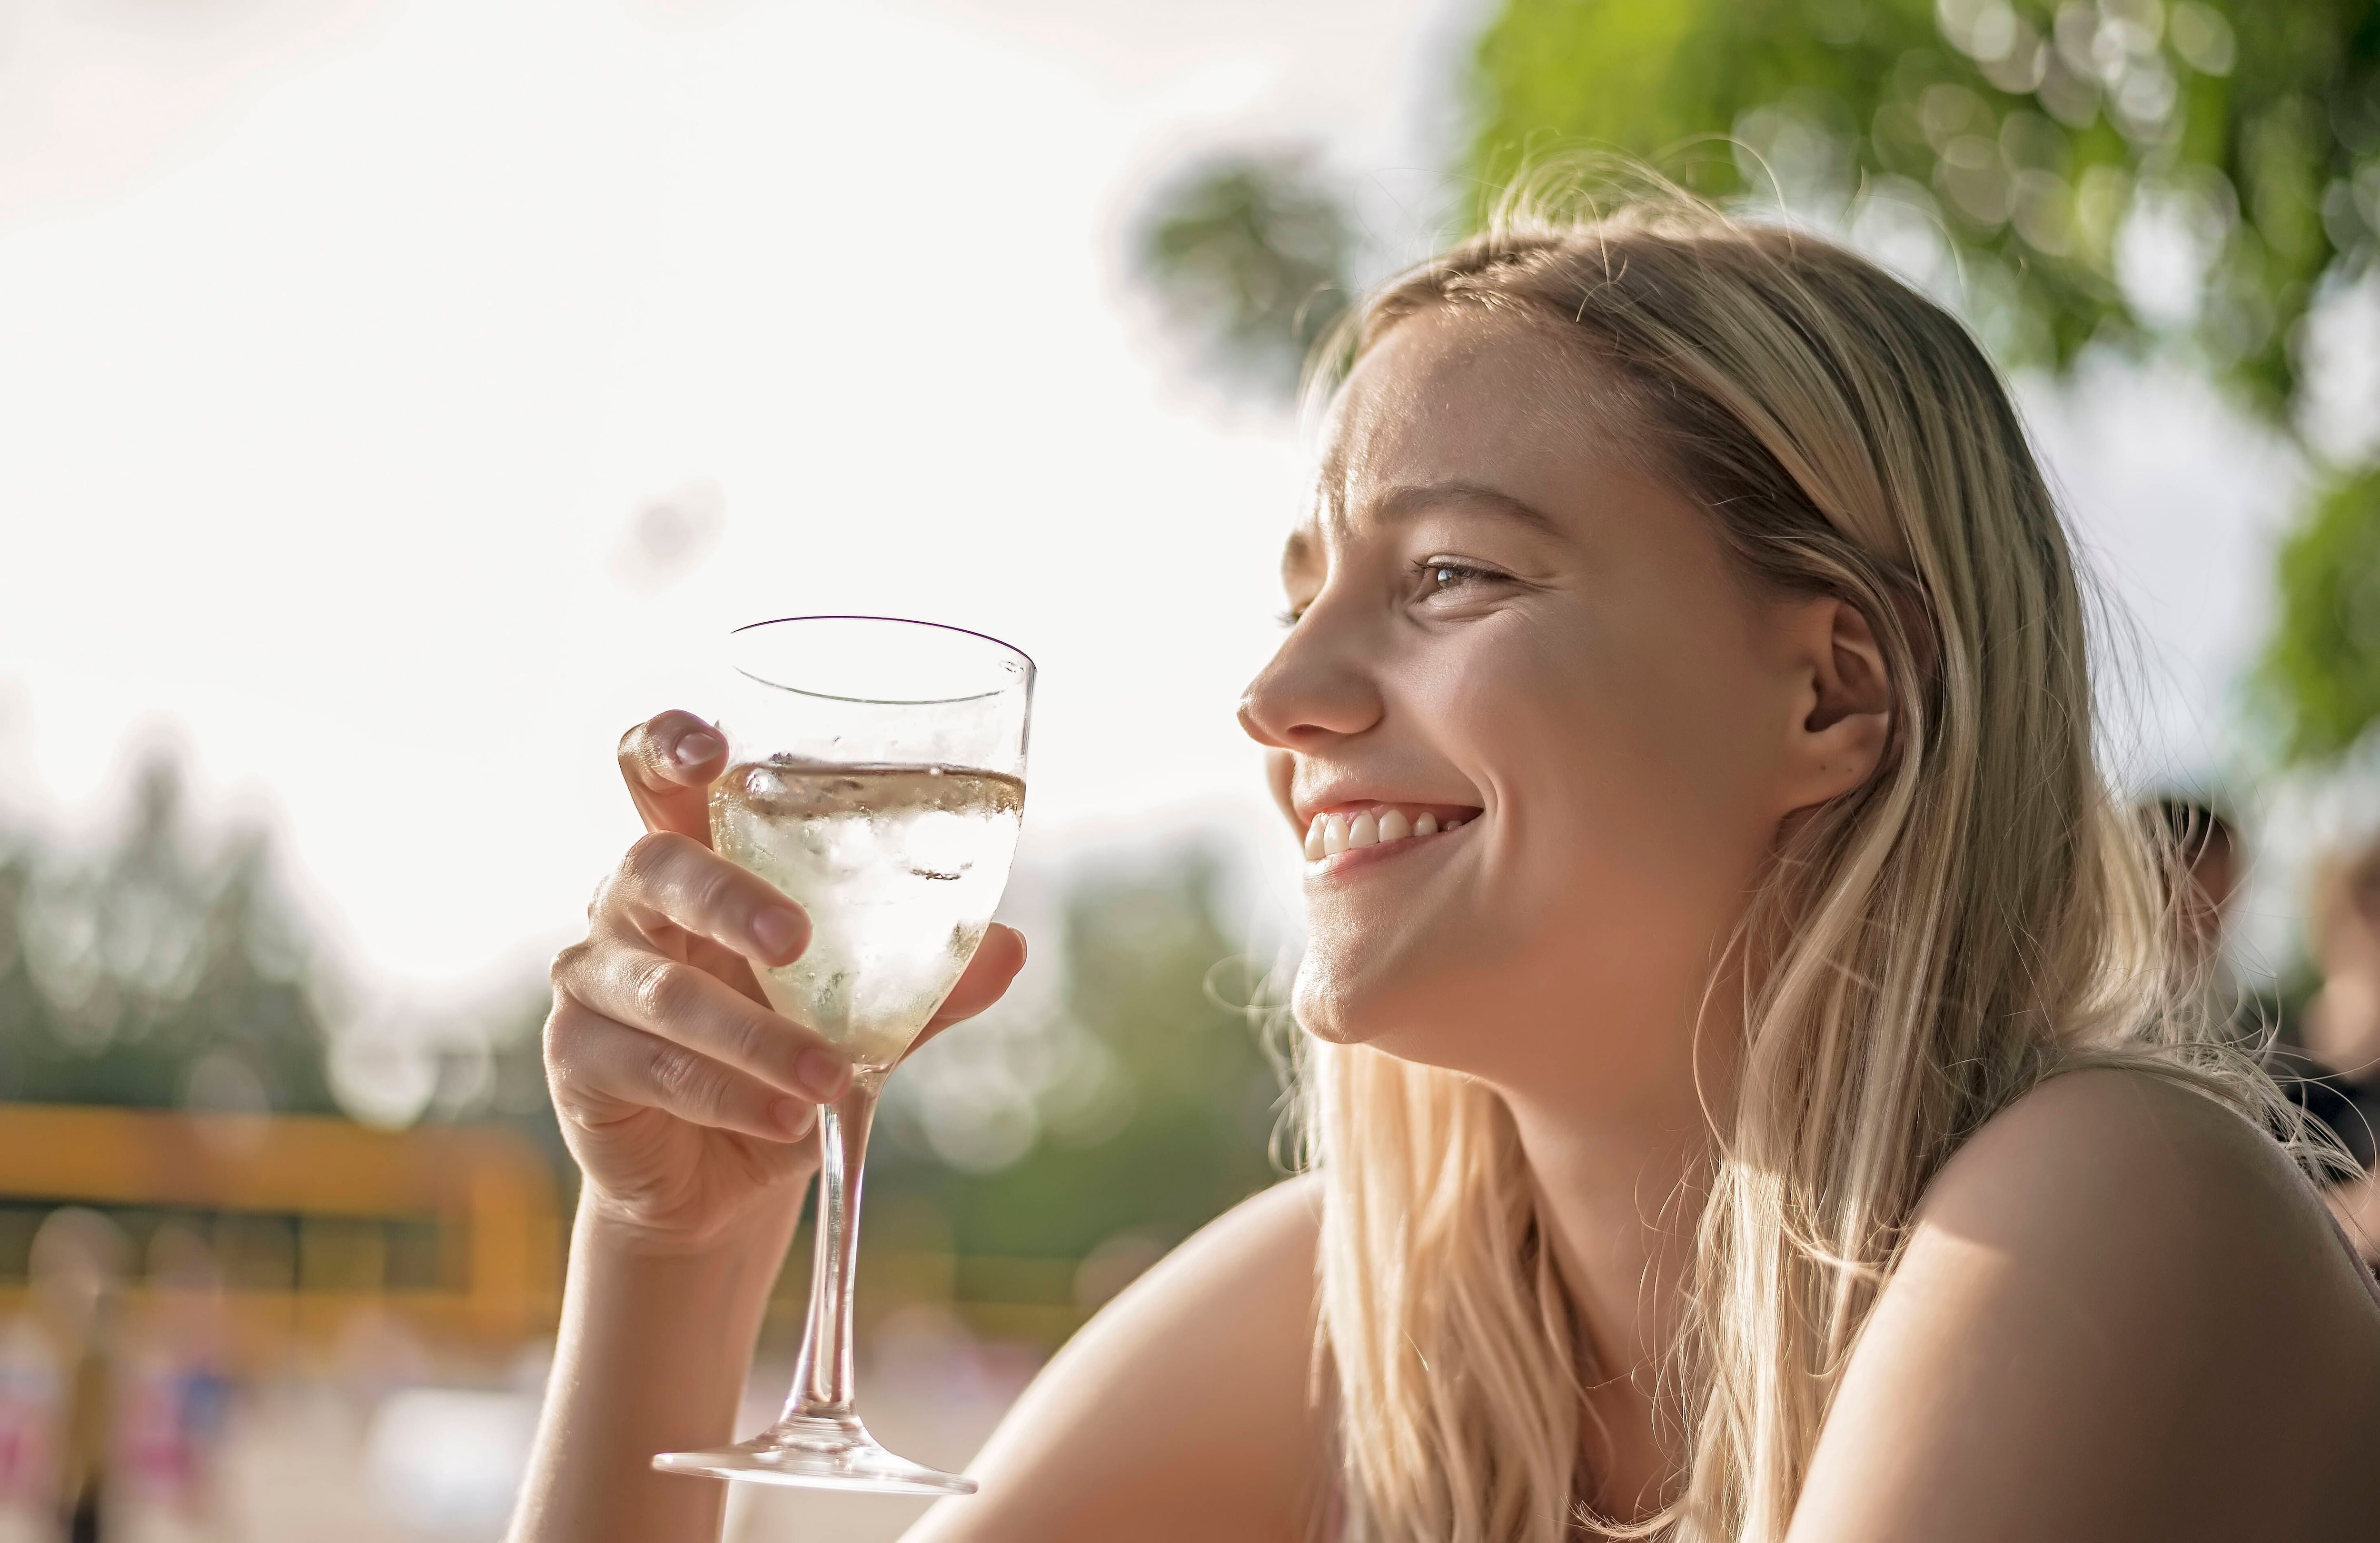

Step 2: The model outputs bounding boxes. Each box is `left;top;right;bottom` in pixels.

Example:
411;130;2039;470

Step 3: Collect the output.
0;1105;561;1371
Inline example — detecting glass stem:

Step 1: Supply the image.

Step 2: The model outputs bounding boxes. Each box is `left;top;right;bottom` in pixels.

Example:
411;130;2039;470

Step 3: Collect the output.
784;1068;884;1424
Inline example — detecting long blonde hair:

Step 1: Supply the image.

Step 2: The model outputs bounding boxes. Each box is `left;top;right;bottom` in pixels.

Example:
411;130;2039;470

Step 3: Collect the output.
1297;183;2301;1542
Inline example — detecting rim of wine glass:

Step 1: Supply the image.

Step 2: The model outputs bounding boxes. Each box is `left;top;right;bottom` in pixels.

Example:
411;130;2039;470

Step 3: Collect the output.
729;614;1035;707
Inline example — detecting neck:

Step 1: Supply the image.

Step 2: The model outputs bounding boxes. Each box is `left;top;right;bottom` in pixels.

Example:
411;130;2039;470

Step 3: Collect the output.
1496;1075;1712;1381
1481;1004;1733;1517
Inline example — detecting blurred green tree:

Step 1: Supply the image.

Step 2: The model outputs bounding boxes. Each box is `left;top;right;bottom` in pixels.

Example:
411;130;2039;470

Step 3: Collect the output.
1474;0;2378;403
1131;149;1361;399
0;756;338;1114
2264;462;2380;760
873;848;1286;1262
1133;0;2380;763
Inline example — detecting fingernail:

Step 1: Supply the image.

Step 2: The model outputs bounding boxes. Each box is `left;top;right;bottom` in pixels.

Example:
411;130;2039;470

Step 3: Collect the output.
751;906;803;958
673;731;722;767
771;1099;815;1140
796;1047;848;1101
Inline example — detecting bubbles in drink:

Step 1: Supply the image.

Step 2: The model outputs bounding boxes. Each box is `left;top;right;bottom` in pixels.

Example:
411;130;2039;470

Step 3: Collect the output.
711;760;1024;1069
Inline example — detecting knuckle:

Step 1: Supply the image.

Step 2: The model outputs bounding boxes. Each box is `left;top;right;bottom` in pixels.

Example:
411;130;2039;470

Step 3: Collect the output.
717;1007;776;1077
623;830;681;881
549;939;593;989
647;1044;727;1119
631;958;698;1025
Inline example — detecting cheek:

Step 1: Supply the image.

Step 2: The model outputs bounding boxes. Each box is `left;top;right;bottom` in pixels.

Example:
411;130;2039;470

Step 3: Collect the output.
1285;604;1789;1060
1451;618;1784;976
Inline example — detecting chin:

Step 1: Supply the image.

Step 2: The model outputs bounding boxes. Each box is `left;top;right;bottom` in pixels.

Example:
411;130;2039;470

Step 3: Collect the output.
1290;943;1504;1066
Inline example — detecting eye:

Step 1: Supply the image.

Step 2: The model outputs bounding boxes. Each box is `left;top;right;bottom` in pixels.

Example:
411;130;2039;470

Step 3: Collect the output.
1414;558;1499;598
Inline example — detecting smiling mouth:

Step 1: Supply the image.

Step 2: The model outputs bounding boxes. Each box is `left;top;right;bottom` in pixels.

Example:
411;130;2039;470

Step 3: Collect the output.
1302;804;1478;863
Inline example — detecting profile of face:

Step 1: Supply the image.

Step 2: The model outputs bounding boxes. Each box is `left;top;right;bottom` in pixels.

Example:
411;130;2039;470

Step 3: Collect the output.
1238;307;1893;1102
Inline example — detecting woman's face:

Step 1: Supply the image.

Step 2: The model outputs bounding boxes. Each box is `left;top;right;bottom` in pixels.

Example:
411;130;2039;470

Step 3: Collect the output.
1240;306;1875;1098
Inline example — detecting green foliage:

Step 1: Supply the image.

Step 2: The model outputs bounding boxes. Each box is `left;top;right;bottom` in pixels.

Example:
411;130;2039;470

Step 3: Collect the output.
2261;465;2380;760
1469;0;2380;413
0;757;338;1114
1132;150;1359;399
872;849;1285;1261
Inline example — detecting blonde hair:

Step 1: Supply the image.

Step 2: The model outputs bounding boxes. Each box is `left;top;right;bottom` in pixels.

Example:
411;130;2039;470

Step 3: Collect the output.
1295;181;2302;1542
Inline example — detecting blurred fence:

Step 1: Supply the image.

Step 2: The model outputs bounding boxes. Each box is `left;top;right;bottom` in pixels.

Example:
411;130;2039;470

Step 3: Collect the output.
0;1104;561;1369
0;1103;1177;1373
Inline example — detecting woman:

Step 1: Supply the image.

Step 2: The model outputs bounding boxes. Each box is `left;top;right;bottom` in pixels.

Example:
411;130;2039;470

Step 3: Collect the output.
509;189;2380;1543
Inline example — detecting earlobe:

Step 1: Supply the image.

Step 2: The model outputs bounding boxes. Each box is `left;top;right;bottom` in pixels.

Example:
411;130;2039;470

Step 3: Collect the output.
1781;598;1893;813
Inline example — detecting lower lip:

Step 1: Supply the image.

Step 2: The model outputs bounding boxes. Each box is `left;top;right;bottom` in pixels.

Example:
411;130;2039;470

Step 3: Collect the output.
1304;820;1475;878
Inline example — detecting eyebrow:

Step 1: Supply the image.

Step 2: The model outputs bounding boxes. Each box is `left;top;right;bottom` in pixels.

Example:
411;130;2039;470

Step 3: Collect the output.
1368;479;1567;538
1280;479;1570;581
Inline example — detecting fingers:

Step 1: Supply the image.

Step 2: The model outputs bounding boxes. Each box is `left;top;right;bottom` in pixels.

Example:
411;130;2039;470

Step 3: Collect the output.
619;710;727;842
554;931;850;1105
547;997;819;1144
929;924;1028;1028
599;831;812;969
906;924;1029;1059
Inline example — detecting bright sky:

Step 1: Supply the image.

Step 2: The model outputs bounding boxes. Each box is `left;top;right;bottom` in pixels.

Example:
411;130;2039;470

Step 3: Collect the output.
0;0;2305;1015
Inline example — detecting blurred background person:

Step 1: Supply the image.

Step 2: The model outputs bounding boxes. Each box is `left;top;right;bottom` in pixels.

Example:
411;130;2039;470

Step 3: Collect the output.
0;1308;61;1543
28;1211;129;1543
2289;835;2380;1260
116;1224;232;1543
2148;794;2241;986
2145;798;2380;1265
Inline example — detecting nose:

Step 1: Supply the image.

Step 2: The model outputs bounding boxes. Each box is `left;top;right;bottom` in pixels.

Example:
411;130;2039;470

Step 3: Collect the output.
1237;592;1384;752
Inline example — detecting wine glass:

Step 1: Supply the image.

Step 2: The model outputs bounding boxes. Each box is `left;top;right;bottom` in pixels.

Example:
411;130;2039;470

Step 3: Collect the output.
652;615;1032;1495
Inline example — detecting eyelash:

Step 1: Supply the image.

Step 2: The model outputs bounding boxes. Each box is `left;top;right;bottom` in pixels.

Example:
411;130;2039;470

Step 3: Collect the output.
1413;558;1497;596
1278;560;1504;627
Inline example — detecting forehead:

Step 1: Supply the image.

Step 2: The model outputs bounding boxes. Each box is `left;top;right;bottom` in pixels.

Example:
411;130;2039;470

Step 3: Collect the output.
1286;306;1622;567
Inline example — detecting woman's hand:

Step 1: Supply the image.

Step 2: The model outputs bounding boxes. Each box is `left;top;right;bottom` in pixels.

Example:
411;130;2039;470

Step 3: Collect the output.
544;709;1028;1249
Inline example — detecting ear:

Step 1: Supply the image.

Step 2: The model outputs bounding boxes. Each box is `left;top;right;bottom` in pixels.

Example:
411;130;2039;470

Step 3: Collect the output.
1774;596;1893;815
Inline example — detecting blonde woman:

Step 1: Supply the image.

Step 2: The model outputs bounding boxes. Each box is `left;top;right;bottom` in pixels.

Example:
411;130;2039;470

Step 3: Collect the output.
511;191;2380;1543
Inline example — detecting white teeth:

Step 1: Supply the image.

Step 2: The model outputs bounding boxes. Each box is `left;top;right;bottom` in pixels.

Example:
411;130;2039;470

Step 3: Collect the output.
1305;806;1476;861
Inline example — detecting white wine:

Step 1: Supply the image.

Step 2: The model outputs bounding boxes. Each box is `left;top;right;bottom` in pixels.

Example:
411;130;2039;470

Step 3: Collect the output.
711;760;1024;1069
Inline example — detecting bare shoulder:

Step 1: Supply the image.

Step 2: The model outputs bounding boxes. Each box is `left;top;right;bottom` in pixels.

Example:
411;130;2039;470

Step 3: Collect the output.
1790;1067;2380;1543
907;1175;1325;1543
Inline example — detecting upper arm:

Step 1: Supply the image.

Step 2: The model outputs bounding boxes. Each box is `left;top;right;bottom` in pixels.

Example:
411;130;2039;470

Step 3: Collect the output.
1788;1069;2380;1543
906;1175;1327;1543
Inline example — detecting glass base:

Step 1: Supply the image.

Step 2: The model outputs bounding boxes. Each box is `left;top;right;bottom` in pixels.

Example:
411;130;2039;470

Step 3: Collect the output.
653;1414;978;1496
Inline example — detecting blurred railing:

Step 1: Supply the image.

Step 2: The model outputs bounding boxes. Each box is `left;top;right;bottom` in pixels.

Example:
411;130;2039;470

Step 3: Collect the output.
0;1105;1107;1374
0;1103;563;1368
